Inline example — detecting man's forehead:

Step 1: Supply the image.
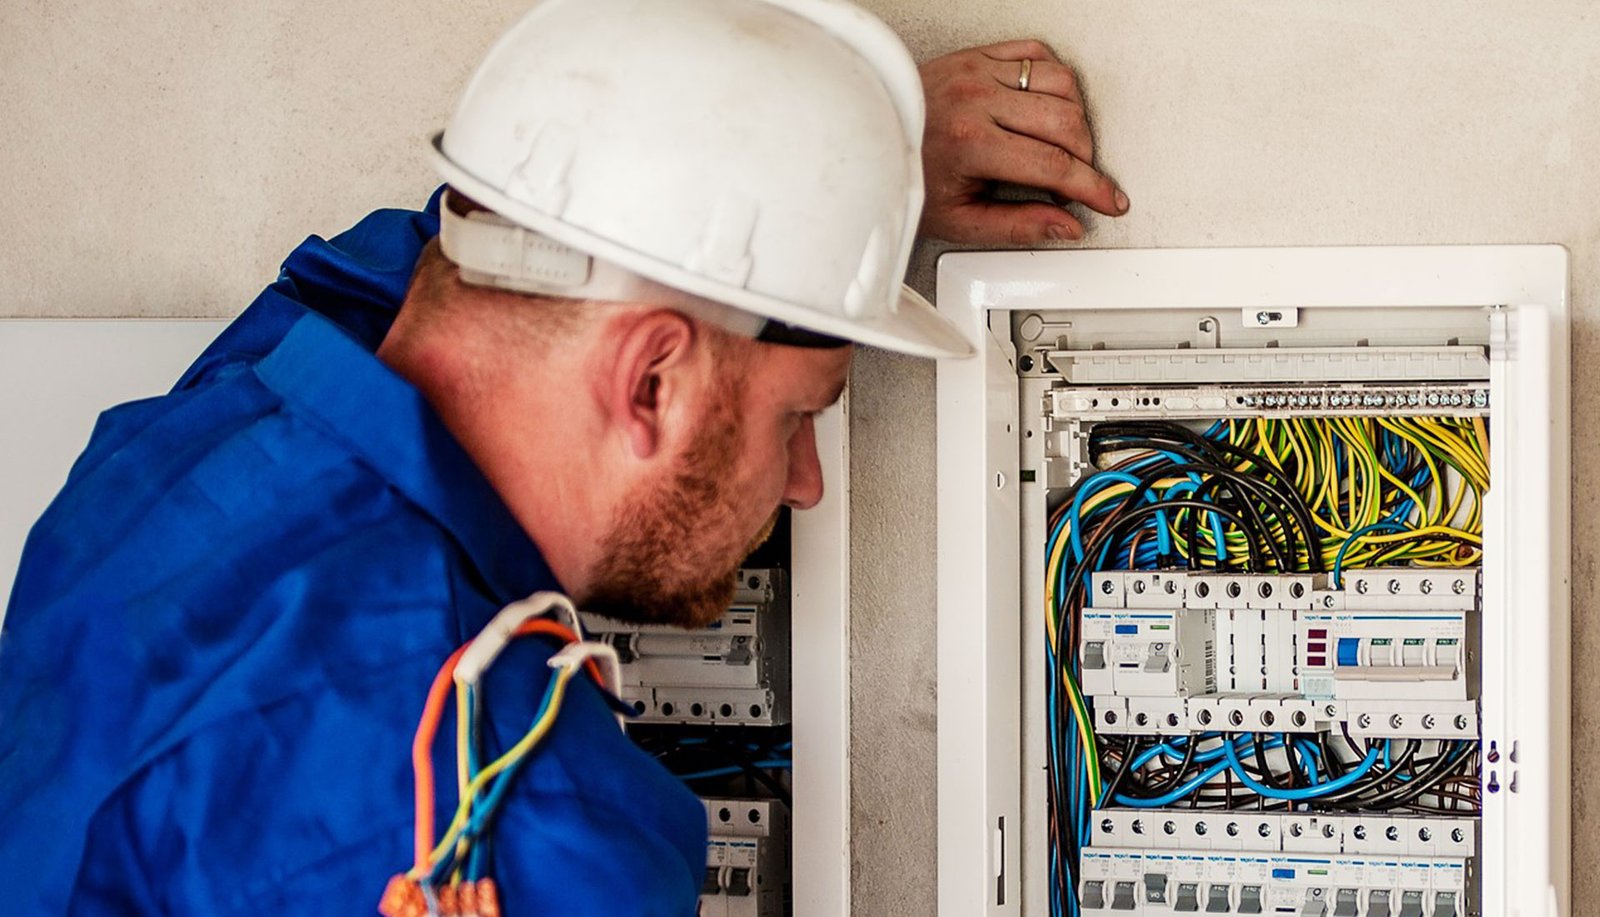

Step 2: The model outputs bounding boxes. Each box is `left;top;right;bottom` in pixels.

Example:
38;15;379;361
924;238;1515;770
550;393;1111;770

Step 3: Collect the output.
752;342;851;404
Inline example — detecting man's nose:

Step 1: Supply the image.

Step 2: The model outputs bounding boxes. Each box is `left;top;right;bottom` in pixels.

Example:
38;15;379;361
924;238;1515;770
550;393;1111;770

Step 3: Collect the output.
782;415;824;510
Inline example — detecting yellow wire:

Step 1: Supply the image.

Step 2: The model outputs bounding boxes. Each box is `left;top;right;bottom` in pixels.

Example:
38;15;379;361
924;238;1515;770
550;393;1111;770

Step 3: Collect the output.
415;664;578;876
452;686;471;881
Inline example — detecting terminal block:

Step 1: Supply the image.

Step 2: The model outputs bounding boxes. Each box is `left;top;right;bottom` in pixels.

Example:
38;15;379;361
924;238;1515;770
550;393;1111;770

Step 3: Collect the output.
584;569;790;726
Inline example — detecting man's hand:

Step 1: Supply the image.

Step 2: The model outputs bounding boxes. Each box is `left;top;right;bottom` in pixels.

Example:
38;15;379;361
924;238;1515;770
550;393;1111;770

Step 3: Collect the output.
918;39;1127;245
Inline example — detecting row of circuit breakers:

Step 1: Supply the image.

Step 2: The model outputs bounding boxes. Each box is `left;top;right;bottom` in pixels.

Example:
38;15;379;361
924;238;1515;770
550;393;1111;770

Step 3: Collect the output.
583;569;791;917
1083;567;1477;742
1080;567;1480;916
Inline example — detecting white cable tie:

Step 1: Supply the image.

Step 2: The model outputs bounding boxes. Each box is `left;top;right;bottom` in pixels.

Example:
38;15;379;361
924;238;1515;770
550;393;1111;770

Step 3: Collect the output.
454;591;579;686
549;641;626;731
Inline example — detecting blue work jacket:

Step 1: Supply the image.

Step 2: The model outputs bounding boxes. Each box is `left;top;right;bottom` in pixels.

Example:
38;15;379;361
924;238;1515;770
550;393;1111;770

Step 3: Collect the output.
0;192;707;915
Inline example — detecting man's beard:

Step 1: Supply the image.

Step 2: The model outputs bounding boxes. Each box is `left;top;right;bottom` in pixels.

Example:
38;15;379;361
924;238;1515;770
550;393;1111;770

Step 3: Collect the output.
582;387;777;629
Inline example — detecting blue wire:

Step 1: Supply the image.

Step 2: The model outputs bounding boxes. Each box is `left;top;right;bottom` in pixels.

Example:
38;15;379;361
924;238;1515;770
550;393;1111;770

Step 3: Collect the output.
1130;733;1289;770
676;760;793;782
465;688;486;880
432;671;564;883
1332;521;1409;587
1221;739;1382;800
1115;758;1233;808
1294;740;1322;784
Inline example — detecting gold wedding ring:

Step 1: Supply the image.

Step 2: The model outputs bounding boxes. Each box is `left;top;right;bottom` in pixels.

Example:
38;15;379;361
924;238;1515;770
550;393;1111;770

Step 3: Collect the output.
1018;58;1033;92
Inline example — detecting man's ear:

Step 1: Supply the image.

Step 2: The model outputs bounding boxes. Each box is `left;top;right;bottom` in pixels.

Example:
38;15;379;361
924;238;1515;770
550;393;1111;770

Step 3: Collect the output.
601;310;699;460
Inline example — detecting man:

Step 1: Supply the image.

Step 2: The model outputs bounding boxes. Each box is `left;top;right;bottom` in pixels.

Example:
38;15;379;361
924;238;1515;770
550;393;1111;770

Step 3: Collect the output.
0;0;1125;912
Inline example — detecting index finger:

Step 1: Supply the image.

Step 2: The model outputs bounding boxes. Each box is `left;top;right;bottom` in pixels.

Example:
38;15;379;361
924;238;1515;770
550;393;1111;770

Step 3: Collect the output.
983;133;1127;216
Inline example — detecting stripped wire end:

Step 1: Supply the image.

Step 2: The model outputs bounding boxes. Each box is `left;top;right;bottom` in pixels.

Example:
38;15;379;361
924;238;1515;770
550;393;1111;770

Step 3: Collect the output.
379;875;502;917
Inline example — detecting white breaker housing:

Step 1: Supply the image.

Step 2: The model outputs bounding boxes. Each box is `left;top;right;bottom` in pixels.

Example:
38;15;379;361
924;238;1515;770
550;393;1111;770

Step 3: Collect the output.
583;568;791;726
702;798;791;917
1085;569;1480;741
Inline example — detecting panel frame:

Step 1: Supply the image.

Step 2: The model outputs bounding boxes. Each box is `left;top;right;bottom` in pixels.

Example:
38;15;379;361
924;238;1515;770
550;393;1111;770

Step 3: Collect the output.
934;245;1570;917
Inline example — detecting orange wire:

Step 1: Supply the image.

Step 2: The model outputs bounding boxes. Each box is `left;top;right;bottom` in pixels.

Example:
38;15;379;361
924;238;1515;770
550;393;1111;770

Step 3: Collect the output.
410;619;604;871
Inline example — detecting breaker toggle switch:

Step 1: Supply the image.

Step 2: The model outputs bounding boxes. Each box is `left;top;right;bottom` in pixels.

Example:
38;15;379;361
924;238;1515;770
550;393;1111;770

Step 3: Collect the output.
1081;880;1106;910
1112;881;1138;910
1175;882;1200;912
1144;872;1169;903
1399;890;1425;917
1084;641;1107;670
1238;885;1264;914
1206;884;1232;912
1143;643;1173;674
1431;891;1458;917
1333;888;1359;917
1368;890;1393;917
726;867;752;896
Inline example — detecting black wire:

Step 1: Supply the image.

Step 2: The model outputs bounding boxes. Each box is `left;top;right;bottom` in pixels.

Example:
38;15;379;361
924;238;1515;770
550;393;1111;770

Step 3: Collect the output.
1089;422;1324;571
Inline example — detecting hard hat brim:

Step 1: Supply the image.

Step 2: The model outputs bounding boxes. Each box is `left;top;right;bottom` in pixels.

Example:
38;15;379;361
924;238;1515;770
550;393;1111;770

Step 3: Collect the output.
430;133;975;360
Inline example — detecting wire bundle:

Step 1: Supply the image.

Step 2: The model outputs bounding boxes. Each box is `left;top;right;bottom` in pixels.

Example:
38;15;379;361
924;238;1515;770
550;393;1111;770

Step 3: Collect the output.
381;620;606;917
1045;415;1487;916
1103;733;1480;815
634;725;794;807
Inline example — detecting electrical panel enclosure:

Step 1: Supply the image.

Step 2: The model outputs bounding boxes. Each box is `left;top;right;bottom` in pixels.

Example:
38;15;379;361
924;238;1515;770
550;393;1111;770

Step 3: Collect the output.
934;247;1569;917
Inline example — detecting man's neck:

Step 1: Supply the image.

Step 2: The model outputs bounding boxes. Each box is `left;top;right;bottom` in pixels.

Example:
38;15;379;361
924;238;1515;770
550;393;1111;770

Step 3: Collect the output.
376;310;610;602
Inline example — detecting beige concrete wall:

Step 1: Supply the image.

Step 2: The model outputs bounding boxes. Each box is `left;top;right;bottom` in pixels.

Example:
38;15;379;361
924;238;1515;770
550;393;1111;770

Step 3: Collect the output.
851;3;1600;913
5;1;1598;914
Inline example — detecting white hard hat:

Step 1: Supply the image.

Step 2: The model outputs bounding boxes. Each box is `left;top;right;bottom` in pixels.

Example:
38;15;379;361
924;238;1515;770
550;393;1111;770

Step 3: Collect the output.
429;0;974;359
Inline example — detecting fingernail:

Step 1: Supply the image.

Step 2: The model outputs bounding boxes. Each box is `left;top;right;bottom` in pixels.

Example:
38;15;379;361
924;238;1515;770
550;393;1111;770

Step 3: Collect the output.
1046;224;1075;241
1114;189;1130;213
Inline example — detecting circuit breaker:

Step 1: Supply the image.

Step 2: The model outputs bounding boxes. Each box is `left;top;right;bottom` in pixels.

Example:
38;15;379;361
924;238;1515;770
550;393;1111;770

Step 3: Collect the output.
701;798;791;917
934;247;1569;917
583;569;790;726
588;568;797;914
